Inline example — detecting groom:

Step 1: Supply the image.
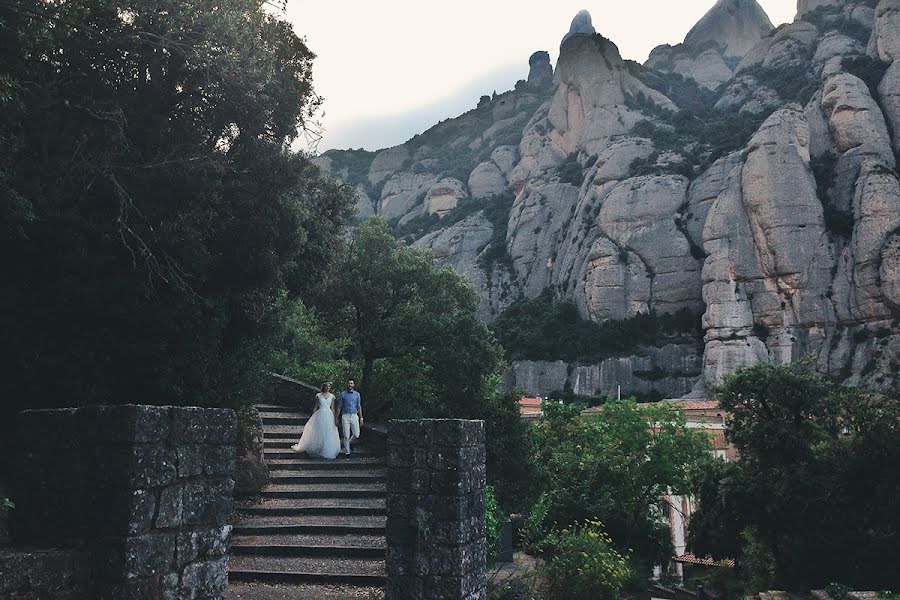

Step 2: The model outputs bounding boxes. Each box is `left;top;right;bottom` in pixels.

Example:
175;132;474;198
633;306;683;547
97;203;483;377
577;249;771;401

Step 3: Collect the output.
337;378;363;455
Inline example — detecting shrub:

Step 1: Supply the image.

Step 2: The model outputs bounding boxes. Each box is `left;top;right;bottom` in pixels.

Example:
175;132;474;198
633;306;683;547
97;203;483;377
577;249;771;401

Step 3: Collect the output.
491;289;702;363
486;485;506;568
541;520;632;600
842;56;890;96
558;154;585;186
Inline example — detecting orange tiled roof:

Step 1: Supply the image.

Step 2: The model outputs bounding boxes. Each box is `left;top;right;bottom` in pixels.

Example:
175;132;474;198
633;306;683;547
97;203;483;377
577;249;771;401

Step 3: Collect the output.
673;553;735;568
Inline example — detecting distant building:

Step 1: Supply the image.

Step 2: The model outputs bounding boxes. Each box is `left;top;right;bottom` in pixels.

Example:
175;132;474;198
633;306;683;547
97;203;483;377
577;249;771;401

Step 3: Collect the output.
584;398;735;580
518;396;544;418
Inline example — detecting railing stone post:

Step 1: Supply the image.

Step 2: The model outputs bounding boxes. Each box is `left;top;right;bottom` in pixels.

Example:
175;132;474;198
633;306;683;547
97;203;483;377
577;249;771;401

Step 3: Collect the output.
14;405;236;599
386;419;487;600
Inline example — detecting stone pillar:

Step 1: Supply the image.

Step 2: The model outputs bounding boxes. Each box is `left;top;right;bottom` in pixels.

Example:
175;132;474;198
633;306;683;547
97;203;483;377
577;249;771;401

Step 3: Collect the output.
14;405;236;600
385;419;487;600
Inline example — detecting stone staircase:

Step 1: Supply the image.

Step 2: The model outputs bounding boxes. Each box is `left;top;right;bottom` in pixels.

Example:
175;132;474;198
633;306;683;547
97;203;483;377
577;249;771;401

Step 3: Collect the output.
227;403;386;599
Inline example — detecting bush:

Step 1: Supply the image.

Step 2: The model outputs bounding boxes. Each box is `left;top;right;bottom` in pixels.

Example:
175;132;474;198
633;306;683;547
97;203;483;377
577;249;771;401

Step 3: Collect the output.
491;289;702;362
842;56;890;96
486;485;506;568
542;520;632;600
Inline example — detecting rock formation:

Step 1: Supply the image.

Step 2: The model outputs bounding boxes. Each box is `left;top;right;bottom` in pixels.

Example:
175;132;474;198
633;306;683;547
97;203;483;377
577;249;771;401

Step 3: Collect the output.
646;0;774;89
318;1;900;398
527;51;553;88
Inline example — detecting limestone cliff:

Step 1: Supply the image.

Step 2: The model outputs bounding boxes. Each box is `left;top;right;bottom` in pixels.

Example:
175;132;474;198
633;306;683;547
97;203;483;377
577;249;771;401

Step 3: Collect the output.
318;0;900;398
646;0;774;90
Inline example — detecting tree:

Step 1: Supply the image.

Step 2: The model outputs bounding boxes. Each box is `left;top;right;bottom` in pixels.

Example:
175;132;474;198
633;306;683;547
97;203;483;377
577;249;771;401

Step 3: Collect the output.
324;217;501;418
529;399;712;577
0;0;354;425
688;361;900;591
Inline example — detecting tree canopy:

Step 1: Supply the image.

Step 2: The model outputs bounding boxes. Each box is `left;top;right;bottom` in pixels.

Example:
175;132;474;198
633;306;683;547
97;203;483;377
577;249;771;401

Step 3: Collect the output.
320;217;502;418
0;0;354;421
688;361;900;591
528;399;712;578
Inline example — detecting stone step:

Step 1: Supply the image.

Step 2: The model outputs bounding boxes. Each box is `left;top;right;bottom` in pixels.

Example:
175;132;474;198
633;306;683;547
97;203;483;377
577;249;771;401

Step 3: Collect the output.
234;514;386;535
261;424;306;436
261;414;306;426
264;449;378;460
268;471;384;485
255;403;307;414
236;498;385;516
261;483;385;500
227;582;384;600
265;457;385;470
232;534;385;559
228;556;385;586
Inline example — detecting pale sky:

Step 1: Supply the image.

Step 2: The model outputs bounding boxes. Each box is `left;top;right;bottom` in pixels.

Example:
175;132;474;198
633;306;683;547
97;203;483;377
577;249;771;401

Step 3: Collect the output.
285;1;796;153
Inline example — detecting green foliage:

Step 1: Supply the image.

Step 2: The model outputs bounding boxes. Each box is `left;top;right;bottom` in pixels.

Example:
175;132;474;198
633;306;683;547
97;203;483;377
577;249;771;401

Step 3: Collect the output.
811;152;854;238
322;218;502;419
317;149;375;189
1;498;13;510
530;400;712;577
541;520;632;600
480;388;538;512
489;579;534;600
492;289;702;362
842;56;890;96
688;360;900;591
557;154;585;186
0;0;355;423
485;485;506;569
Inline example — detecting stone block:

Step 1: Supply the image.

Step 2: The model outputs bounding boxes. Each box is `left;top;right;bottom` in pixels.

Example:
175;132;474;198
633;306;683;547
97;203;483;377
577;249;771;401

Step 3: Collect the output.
424;574;482;599
429;467;485;496
181;478;233;526
157;484;184;529
387;445;414;469
179;557;228;600
92;445;177;489
80;405;172;444
430;420;484;448
0;548;89;595
387;420;424;446
427;446;485;471
92;532;176;580
176;526;231;568
176;446;236;478
17;409;82;450
96;575;173;600
83;486;157;537
170;408;237;445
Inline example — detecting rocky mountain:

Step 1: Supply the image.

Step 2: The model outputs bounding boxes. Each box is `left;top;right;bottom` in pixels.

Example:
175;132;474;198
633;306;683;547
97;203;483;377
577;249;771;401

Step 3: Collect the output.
315;0;900;400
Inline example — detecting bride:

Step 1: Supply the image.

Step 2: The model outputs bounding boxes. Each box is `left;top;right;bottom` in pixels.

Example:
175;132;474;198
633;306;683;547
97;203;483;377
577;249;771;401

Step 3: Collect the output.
291;382;341;459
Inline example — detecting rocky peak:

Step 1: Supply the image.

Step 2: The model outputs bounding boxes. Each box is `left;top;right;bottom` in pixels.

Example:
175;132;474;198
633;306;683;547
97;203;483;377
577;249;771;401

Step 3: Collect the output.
685;0;775;57
560;9;595;48
797;0;841;19
527;51;553;88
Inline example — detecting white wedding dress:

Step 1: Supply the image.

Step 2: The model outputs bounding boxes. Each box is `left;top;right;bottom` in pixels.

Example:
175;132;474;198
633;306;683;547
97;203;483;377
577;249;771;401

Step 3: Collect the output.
291;393;341;459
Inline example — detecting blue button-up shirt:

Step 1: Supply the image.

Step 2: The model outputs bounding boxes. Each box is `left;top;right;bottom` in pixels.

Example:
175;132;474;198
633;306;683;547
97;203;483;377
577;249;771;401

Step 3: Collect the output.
338;390;362;415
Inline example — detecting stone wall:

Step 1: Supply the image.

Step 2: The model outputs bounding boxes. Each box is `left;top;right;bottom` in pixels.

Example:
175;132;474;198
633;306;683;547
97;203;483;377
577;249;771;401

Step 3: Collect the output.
0;548;89;599
386;419;487;600
12;405;236;600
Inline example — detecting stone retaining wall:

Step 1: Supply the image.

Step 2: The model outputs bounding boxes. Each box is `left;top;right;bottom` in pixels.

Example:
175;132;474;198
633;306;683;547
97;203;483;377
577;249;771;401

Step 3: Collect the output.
386;419;487;600
12;405;236;600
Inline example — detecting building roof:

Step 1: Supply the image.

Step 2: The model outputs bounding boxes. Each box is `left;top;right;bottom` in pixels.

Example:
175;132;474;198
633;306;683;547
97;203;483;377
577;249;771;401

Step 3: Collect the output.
673;553;735;568
582;399;721;414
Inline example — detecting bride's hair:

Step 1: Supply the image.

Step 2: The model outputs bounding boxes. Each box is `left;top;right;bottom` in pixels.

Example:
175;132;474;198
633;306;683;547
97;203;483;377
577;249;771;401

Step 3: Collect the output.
320;382;332;392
